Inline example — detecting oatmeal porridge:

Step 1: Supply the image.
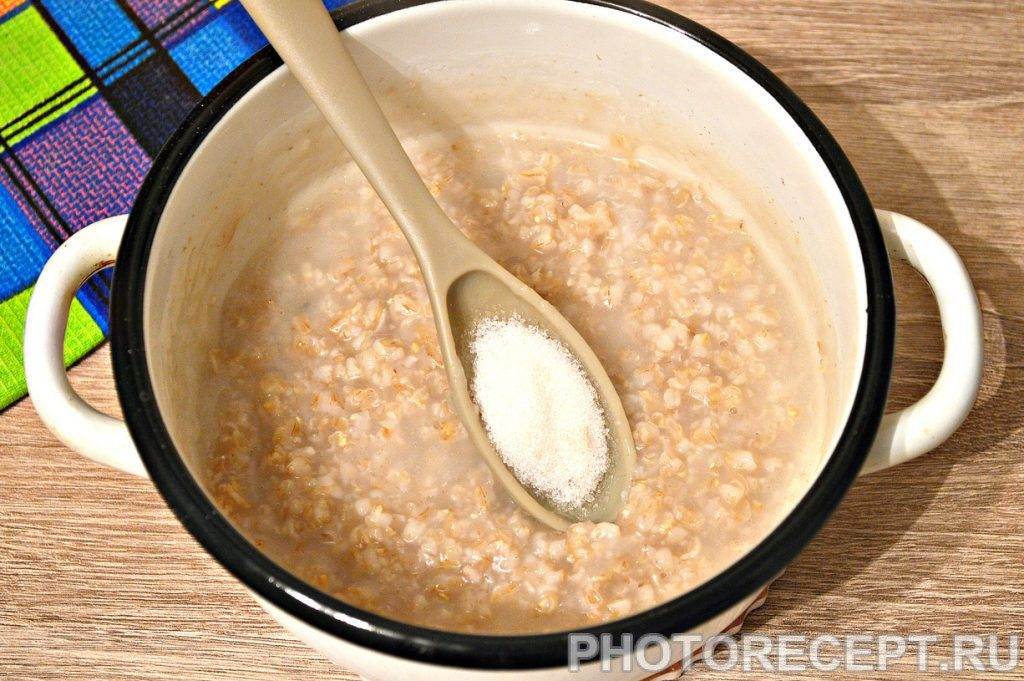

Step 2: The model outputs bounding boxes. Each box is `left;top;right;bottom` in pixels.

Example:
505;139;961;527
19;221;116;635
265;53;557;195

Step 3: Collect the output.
202;128;827;634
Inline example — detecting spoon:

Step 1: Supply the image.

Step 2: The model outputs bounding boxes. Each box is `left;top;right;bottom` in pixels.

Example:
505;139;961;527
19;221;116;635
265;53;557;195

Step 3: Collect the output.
241;0;635;530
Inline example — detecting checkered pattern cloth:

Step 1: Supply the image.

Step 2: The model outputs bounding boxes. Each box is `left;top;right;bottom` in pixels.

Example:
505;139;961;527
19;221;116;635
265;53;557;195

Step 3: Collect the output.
0;0;345;409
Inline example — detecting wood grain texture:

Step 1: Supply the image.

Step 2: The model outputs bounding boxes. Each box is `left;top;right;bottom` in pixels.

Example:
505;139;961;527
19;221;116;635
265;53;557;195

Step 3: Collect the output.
2;1;1021;678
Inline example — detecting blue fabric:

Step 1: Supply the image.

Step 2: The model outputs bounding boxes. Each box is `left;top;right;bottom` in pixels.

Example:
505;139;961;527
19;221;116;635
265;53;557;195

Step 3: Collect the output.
169;1;267;95
0;0;353;408
40;0;140;70
0;182;50;299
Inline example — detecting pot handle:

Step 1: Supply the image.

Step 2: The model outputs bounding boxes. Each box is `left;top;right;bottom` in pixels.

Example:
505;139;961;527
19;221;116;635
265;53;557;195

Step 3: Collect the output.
860;209;982;475
23;215;146;477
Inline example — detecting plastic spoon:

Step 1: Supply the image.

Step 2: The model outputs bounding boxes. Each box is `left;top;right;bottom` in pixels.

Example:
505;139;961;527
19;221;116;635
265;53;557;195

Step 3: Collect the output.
240;0;635;530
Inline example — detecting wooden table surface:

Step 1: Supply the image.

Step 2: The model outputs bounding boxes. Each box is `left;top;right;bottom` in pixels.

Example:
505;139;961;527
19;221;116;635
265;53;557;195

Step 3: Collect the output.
2;1;1022;679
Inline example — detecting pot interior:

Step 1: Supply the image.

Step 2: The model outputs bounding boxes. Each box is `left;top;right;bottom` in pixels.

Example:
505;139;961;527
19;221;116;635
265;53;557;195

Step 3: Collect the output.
141;0;866;614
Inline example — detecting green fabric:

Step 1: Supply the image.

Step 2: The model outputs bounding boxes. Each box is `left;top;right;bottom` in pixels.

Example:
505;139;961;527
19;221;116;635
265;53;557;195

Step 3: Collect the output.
0;6;95;145
0;286;105;407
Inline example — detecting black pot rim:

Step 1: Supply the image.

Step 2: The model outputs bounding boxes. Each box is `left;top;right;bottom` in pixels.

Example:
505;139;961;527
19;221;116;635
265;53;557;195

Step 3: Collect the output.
110;0;895;670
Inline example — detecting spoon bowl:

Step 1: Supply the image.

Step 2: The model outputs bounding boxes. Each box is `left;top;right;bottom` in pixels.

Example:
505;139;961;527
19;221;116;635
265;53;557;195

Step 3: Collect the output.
242;0;635;529
443;267;635;529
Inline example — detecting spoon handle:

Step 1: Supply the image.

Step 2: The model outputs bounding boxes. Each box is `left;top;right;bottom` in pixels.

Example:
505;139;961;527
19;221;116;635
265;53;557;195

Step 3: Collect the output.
241;0;475;282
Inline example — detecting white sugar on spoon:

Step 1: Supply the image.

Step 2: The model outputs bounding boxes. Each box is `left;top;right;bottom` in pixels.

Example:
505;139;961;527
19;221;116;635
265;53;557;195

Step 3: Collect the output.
470;318;610;509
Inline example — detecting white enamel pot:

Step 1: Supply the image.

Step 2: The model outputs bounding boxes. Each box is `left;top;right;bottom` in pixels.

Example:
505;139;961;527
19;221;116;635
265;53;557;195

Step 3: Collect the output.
23;0;982;678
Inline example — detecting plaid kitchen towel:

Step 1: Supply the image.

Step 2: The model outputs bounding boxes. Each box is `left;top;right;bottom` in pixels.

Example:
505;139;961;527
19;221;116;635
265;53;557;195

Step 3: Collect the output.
0;0;346;409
